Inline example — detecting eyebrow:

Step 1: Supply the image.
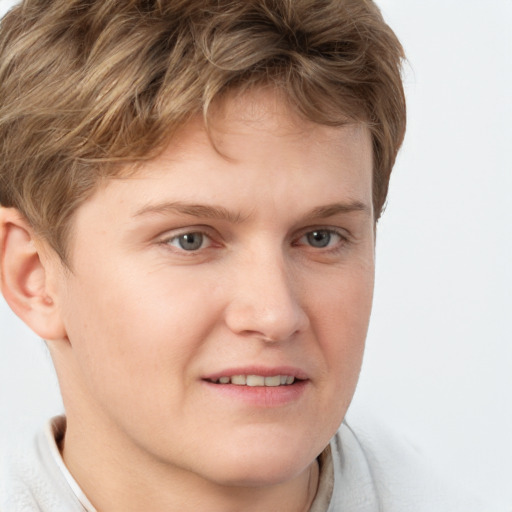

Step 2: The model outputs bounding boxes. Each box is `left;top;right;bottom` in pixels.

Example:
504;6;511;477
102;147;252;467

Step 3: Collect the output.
308;201;371;218
133;202;248;223
133;200;371;223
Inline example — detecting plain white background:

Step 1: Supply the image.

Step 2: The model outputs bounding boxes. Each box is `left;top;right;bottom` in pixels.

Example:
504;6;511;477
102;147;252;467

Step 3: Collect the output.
0;0;510;508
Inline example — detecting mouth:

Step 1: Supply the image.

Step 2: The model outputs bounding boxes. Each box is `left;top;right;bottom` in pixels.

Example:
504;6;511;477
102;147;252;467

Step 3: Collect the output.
202;369;308;406
206;375;299;387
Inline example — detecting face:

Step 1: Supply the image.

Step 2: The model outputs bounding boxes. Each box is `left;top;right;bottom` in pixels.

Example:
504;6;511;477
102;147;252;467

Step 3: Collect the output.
51;89;375;487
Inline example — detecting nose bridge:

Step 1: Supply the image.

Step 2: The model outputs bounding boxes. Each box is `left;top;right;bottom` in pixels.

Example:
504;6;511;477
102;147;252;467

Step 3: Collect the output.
224;243;309;341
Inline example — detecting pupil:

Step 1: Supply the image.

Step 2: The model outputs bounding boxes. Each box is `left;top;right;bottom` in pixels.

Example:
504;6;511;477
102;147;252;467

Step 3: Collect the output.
179;233;203;250
307;230;330;248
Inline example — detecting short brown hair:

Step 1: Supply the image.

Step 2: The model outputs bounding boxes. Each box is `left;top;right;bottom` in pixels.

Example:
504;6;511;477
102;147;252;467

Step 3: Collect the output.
0;0;406;261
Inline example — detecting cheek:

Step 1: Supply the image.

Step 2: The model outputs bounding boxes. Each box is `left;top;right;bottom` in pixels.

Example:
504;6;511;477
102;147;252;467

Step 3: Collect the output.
308;258;374;387
313;254;374;326
60;262;221;399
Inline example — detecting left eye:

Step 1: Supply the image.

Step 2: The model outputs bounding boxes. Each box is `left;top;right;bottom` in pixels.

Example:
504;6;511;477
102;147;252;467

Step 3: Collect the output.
167;232;211;251
300;229;342;249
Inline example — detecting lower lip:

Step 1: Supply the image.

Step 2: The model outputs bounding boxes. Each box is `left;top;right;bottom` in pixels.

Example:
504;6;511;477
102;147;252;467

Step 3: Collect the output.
202;380;308;407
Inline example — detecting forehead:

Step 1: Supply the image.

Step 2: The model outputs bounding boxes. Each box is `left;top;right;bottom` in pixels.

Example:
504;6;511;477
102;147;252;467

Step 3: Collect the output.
72;89;373;234
207;87;368;152
143;89;371;184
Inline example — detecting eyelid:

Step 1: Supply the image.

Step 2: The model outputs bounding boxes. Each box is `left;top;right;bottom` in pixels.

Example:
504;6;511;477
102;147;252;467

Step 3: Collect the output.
294;225;349;240
158;224;216;239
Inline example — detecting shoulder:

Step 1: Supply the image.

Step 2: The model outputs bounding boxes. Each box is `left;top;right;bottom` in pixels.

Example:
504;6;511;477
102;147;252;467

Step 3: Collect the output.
0;418;85;512
0;441;45;511
328;409;490;512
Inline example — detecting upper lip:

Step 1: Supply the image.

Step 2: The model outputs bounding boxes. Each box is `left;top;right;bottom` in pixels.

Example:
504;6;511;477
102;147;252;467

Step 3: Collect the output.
202;366;309;381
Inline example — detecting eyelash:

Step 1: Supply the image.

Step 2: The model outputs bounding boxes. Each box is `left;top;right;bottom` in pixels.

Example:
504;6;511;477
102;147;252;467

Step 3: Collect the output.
159;227;349;255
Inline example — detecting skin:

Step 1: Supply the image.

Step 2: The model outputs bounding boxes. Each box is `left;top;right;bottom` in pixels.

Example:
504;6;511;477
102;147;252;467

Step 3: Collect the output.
0;89;375;511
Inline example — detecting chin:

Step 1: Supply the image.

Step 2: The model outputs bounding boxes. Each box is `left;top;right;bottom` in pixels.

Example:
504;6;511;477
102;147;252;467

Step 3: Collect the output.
209;458;311;488
194;432;324;488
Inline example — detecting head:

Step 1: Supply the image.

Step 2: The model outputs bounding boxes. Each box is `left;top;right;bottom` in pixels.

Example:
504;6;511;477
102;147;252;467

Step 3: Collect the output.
0;0;405;262
0;0;406;502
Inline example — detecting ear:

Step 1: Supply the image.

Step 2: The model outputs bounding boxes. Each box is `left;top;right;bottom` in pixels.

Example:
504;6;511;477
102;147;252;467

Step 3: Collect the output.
0;207;66;340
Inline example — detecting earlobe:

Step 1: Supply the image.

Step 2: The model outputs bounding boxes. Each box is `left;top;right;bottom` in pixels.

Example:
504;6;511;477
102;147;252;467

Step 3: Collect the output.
0;207;66;341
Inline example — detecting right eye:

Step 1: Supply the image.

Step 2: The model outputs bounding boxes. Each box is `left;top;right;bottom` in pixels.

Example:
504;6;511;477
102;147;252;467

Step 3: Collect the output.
166;232;212;252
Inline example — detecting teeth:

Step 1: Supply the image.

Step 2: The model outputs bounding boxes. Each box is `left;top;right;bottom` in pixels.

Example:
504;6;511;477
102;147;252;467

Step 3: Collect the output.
264;376;281;387
213;375;297;386
246;375;265;386
231;375;247;385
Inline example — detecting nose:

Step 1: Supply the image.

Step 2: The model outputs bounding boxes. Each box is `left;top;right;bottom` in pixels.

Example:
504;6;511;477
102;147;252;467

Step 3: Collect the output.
223;250;310;343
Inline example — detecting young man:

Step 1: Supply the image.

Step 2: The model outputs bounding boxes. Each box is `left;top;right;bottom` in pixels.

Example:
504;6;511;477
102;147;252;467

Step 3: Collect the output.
0;1;486;510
